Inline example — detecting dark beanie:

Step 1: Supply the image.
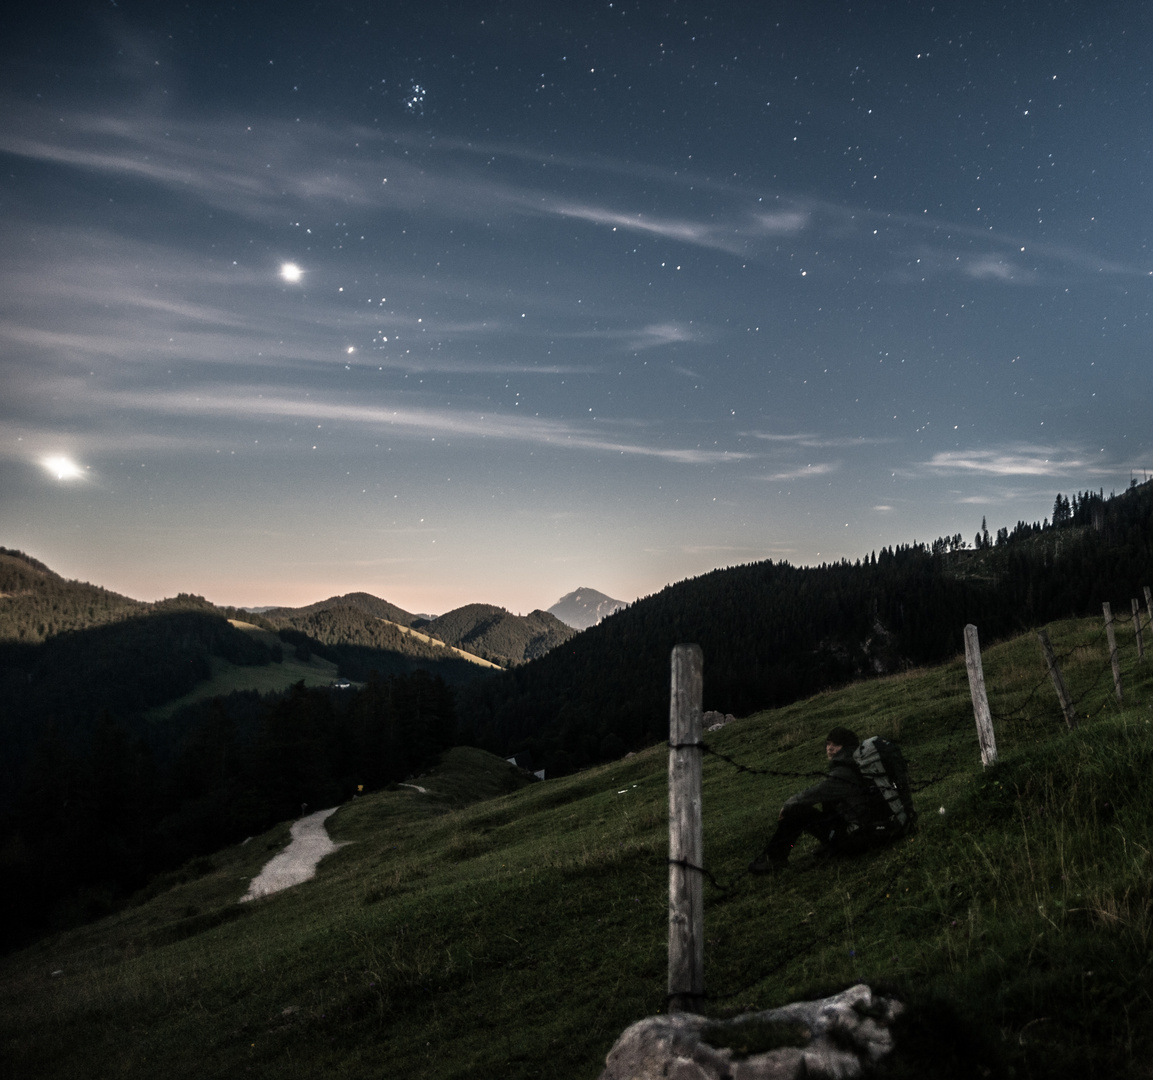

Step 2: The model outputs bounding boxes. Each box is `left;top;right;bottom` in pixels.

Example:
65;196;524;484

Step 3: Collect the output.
826;727;859;750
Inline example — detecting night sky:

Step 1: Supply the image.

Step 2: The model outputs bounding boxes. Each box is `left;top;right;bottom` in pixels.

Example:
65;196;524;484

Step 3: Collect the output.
2;2;1150;614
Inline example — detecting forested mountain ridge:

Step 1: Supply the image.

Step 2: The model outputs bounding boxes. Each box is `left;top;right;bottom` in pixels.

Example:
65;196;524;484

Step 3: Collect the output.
0;548;145;642
458;480;1153;776
417;603;576;666
262;591;419;628
264;602;501;679
263;595;576;667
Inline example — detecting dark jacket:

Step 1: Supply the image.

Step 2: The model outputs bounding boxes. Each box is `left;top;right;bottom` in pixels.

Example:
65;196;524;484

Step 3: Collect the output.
781;747;873;828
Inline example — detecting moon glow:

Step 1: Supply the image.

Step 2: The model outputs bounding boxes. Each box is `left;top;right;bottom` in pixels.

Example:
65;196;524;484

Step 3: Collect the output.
43;455;84;481
280;262;303;283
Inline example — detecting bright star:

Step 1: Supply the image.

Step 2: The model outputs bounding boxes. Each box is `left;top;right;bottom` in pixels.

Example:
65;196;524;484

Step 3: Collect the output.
280;262;303;283
42;455;84;481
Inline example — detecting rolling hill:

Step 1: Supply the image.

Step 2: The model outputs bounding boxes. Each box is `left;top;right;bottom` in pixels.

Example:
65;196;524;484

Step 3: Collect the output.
260;602;501;677
0;547;145;642
417;603;576;666
263;595;575;669
2;617;1151;1078
262;591;420;627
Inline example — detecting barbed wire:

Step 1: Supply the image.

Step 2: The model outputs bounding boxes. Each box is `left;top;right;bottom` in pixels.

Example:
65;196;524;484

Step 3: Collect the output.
908;731;963;793
669;739;828;781
667;856;746;895
987;620;1108;724
985;609;1151;728
677;605;1153;807
663;598;1153;1015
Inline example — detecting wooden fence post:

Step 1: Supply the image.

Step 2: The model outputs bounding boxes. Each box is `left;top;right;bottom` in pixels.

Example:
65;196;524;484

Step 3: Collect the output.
1037;629;1078;731
1133;599;1145;660
1103;602;1123;704
963;624;998;766
1144;585;1153;657
668;644;704;1013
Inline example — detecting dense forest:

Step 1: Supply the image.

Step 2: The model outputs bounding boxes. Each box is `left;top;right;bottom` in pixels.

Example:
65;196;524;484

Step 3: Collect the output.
0;672;457;951
456;481;1153;775
0;603;276;803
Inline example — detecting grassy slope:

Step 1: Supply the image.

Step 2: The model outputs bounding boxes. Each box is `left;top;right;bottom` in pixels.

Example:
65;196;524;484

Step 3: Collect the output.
3;617;1153;1078
144;622;344;720
145;618;499;723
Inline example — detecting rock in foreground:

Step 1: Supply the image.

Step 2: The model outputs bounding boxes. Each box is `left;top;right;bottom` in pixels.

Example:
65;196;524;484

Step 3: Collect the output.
599;983;901;1080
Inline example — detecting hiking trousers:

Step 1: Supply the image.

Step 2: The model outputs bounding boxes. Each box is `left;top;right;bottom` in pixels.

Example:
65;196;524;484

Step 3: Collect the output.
764;804;868;863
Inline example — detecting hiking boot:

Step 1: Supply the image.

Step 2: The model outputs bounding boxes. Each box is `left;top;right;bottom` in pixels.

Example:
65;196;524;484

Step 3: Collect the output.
747;853;788;875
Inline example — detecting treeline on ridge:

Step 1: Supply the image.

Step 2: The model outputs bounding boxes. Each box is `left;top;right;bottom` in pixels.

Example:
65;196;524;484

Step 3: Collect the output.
457;480;1153;776
416;604;575;666
264;603;487;676
0;548;145;642
262;598;577;668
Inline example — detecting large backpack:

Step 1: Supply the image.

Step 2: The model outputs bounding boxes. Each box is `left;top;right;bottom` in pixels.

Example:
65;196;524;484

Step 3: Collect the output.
852;736;916;838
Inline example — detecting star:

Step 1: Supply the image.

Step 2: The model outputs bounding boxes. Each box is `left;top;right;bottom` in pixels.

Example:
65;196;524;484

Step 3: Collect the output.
280;263;303;283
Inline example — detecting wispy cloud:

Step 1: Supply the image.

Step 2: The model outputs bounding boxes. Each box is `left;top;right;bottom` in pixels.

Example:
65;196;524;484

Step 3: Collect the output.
745;431;894;449
627;323;698;349
4;95;1143;291
12;382;753;465
549;201;747;254
754;210;809;235
0;221;593;378
759;462;838;481
922;448;1095;477
556;321;700;351
964;256;1035;283
678;544;769;556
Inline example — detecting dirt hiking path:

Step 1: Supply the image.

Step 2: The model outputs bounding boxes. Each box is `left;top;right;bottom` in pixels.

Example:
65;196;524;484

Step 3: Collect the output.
240;807;347;902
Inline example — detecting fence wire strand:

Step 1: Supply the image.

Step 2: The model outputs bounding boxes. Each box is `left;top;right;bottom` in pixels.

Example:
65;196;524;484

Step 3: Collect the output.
663;595;1153;1015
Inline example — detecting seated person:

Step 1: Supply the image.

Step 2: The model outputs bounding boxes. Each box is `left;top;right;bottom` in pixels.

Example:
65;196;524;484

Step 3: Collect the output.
749;727;875;873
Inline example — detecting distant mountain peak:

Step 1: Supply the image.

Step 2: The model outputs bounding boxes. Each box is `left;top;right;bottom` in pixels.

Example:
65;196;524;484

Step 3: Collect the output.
547;588;626;631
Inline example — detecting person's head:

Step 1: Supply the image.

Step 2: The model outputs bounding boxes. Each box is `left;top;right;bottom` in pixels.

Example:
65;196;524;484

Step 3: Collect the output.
825;727;859;759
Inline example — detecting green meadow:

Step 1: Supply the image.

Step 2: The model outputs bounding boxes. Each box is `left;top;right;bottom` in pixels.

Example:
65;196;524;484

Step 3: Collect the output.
145;622;346;721
3;615;1152;1078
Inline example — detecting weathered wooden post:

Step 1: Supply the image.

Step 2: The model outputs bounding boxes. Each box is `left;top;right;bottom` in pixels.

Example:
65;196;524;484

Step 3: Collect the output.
1133;599;1145;660
963;624;998;766
1103;602;1123;703
1145;586;1153;625
1038;629;1077;731
668;643;704;1014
